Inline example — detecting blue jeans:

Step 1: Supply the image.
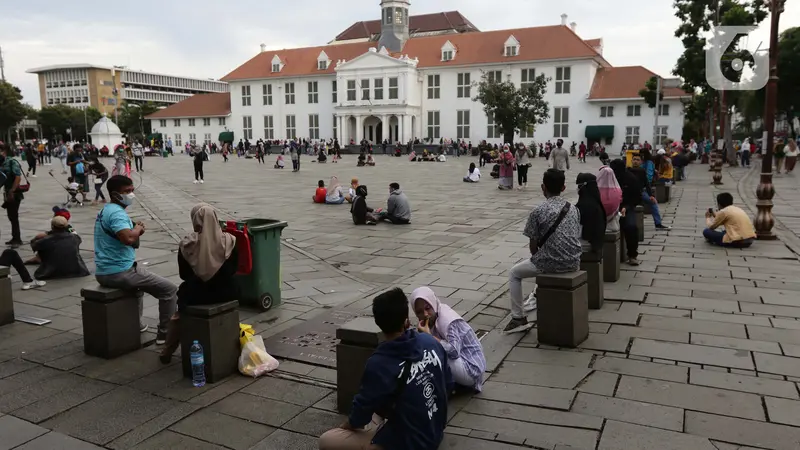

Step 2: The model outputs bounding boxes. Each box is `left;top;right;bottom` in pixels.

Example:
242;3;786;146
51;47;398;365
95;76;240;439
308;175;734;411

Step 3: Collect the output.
703;229;754;248
741;150;750;167
326;196;345;205
641;191;662;226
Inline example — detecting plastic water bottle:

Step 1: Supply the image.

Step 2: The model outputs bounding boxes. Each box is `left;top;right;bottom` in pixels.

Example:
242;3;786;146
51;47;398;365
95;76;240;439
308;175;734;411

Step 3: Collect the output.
190;340;206;387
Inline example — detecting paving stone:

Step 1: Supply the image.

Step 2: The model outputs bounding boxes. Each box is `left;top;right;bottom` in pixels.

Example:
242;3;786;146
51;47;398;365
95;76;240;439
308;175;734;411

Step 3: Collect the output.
690;333;782;355
169;409;275;450
576;371;618;396
71;350;170;385
0;415;48;450
468;429;498;440
592;355;688;383
588;305;640;325
449;412;599;450
598;420;716;450
606;325;689;343
578;333;629;353
685;411;800;450
615;375;765;421
740;302;800;319
618;303;690;318
645;294;740;313
638;315;746;338
240;376;332;406
0;358;37;380
130;430;225;450
764;396;800;427
691;311;771;326
439;434;530;450
690;367;799;399
771;317;800;330
282;408;344;438
630;338;754;370
505;347;593;368
42;386;179;445
208;392;304;427
492;361;591;390
8;373;115;423
14;431;104;450
464;398;603;430
572;392;684;432
476;381;576;410
747;325;800;345
754;352;800;378
250;430;323;450
186;375;256;407
107;403;202;450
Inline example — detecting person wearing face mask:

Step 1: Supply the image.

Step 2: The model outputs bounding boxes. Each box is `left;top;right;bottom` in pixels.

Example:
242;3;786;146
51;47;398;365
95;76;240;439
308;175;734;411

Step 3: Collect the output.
94;175;178;345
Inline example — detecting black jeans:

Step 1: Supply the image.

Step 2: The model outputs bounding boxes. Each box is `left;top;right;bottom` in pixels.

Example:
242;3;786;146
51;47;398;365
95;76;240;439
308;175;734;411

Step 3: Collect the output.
95;181;106;201
134;155;143;171
194;161;204;180
0;249;32;282
620;207;639;259
27;159;36;175
517;164;529;185
5;198;21;242
37;153;44;164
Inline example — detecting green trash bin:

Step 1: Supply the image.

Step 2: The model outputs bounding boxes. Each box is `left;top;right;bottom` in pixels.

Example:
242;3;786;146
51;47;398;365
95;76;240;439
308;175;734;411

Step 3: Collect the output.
221;219;288;311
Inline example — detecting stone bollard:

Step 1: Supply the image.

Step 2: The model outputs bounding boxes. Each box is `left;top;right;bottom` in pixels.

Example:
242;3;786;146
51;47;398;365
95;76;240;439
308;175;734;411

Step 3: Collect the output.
636;205;645;242
0;267;13;326
181;301;240;384
580;251;604;310
603;232;621;282
536;271;589;348
336;317;384;414
655;183;671;204
81;285;142;359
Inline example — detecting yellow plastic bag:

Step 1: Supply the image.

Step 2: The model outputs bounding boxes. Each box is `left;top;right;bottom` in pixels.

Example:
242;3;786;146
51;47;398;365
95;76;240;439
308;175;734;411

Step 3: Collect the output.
238;335;279;378
239;323;255;347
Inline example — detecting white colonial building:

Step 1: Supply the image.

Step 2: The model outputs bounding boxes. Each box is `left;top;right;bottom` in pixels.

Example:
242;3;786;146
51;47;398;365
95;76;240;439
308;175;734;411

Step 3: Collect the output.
146;93;231;148
149;2;689;148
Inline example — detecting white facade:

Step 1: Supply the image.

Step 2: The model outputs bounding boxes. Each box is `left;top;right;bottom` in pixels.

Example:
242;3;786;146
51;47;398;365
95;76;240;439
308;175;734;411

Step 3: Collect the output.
120;70;229;104
38;66;91;109
150;116;230;148
586;98;685;148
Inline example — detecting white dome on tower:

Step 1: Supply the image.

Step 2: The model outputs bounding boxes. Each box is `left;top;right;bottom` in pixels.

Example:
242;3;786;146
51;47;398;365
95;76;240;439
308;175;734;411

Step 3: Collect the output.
90;114;122;135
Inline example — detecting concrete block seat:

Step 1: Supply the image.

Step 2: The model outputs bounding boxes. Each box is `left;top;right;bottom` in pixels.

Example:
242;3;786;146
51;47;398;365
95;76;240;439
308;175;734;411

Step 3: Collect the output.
536;271;589;348
603;232;621;282
655;182;671;204
580;251;604;310
80;285;142;359
180;300;239;384
336;317;385;414
0;267;13;326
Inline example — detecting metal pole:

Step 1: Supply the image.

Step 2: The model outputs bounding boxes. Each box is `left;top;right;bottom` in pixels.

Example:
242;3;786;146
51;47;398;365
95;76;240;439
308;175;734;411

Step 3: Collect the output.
653;77;661;146
754;0;783;240
0;46;5;82
83;107;88;143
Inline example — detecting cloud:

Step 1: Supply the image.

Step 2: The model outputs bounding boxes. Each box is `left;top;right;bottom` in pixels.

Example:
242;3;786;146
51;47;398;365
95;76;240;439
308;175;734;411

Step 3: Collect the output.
2;0;797;108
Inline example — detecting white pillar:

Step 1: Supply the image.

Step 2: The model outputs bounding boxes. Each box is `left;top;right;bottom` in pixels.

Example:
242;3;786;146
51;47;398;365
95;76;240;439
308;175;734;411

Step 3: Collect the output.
358;115;365;142
398;114;404;143
381;115;388;142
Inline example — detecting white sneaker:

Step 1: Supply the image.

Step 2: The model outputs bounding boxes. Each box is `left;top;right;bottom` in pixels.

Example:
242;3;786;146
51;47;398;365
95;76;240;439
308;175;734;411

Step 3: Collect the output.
193;180;199;184
22;280;46;291
31;174;37;178
199;180;204;184
523;292;537;312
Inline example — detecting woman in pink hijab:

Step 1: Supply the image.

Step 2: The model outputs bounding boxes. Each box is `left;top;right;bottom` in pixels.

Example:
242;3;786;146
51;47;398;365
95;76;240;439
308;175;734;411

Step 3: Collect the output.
411;287;486;392
597;165;623;232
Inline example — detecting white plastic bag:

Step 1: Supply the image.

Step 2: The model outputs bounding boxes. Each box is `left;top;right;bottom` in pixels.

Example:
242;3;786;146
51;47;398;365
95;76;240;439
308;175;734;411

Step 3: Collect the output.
238;335;279;378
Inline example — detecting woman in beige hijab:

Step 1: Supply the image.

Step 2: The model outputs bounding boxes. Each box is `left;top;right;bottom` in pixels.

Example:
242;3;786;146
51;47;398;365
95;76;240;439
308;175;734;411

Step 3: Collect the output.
161;203;239;363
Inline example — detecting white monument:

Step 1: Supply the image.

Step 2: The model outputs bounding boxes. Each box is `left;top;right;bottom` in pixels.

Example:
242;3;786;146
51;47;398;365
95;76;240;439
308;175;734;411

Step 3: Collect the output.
89;115;123;153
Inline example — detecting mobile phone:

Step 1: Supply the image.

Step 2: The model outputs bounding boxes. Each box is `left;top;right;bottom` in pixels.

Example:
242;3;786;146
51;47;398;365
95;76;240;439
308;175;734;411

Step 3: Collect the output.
707;208;714;215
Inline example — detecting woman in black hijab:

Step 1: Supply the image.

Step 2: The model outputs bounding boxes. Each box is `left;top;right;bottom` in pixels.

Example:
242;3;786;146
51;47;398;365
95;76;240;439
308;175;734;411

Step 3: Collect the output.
350;185;377;225
609;159;642;265
576;173;607;253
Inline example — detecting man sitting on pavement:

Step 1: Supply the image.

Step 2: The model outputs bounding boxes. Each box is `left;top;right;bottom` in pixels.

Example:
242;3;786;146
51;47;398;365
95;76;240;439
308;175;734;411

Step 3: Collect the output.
704;192;756;248
504;169;582;333
319;287;452;450
94;175;178;344
377;182;412;224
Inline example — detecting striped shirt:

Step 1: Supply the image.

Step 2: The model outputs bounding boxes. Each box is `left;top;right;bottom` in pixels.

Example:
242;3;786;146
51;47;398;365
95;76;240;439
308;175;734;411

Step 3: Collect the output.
437;319;486;392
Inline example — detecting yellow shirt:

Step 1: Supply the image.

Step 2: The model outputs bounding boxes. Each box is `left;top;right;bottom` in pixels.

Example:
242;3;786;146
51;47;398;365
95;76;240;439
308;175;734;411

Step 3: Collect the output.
658;160;673;180
707;206;756;243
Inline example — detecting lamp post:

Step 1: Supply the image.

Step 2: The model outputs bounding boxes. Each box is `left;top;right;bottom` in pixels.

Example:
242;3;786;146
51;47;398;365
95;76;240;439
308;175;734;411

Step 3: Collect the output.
754;0;784;240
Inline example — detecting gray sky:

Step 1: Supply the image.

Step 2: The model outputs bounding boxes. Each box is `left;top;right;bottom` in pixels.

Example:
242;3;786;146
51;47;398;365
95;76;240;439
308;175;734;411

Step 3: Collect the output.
2;0;798;108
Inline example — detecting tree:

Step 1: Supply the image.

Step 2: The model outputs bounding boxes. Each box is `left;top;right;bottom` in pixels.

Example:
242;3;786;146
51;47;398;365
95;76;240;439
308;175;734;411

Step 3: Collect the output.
37;105;102;141
117;102;160;140
473;72;551;145
638;76;665;108
0;81;26;142
776;27;800;138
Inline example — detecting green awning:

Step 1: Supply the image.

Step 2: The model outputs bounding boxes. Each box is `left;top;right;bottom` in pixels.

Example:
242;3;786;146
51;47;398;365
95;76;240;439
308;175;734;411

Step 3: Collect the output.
219;131;234;143
585;125;615;140
146;133;162;141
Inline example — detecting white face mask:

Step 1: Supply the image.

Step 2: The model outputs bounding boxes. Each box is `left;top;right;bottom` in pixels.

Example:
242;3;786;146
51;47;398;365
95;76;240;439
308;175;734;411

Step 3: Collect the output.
119;193;135;206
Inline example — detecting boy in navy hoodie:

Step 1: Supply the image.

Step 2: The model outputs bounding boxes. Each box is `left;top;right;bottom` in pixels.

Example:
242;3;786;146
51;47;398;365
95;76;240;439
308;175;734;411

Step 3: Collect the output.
320;287;453;450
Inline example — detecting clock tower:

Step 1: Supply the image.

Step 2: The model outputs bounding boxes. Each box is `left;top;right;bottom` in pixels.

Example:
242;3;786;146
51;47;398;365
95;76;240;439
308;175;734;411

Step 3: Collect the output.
378;0;410;53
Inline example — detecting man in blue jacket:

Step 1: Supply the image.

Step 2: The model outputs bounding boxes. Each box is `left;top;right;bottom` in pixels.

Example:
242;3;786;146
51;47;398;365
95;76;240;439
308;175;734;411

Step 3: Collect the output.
320;287;453;450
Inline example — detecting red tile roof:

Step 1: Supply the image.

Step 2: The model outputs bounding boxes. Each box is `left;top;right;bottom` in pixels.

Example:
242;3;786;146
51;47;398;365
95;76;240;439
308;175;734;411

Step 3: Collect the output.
588;66;690;100
145;93;231;119
335;11;478;41
584;38;602;48
222;25;608;82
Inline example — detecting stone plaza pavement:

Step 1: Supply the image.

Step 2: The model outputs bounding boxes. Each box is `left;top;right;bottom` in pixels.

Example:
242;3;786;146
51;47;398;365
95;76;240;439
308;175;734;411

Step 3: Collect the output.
2;153;800;449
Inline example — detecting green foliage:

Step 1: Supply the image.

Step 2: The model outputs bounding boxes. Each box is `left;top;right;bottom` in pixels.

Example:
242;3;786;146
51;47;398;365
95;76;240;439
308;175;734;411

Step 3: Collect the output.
0;81;27;137
639;76;665;108
777;27;800;137
116;102;160;139
37;105;102;141
473;72;551;144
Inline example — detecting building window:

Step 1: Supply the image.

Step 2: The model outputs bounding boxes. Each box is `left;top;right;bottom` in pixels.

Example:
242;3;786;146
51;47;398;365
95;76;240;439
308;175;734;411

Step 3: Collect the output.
159;120;167;127
487;70;503;83
347;80;356;101
487;113;499;138
426;111;440;139
219;117;226;126
189;133;196;145
427;75;440;99
81;79;87;86
555;67;571;94
388;77;398;99
285;83;295;104
627;105;642;117
553;107;569;138
188;118;196;126
308;81;319;104
625;127;640;144
505;45;518;57
519;125;535;138
374;78;384;100
600;106;614;118
264;115;274;139
456;110;470;140
333;114;338;140
204;133;212;145
394;8;404;24
242;85;251;106
309;114;320;139
442;50;454;61
272;63;281;73
174;119;181;127
656;126;669;145
242;116;252;140
658;104;670;116
361;79;370;100
318;60;328;70
457;73;471;98
175;134;182;147
332;80;337;103
286;115;296;139
203;118;211;126
521;68;536;91
263;84;272;105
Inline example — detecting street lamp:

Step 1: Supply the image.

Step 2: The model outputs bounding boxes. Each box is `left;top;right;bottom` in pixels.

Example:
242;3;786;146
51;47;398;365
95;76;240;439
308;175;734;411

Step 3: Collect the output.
754;0;785;240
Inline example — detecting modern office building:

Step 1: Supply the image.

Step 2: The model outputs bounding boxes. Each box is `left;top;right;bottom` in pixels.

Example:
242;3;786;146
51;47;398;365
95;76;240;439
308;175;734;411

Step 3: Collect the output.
26;64;228;115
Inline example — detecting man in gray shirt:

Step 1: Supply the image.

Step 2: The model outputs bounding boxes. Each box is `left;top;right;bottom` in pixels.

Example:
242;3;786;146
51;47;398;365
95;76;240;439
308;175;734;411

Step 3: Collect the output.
379;182;411;224
551;139;570;172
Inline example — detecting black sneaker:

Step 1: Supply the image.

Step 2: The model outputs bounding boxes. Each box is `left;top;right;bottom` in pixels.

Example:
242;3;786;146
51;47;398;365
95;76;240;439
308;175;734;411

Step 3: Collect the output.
503;317;530;334
5;240;22;248
655;224;672;230
156;331;167;345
